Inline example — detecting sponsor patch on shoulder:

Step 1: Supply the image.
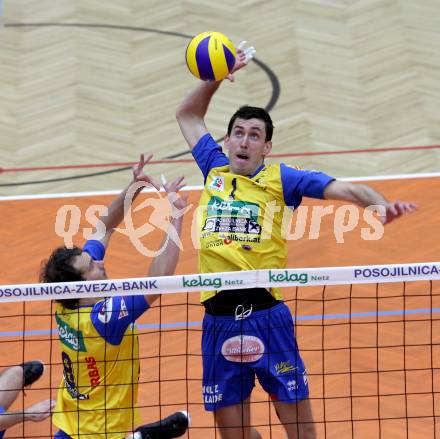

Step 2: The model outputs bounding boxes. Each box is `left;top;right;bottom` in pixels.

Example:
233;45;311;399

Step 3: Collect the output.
208;176;224;192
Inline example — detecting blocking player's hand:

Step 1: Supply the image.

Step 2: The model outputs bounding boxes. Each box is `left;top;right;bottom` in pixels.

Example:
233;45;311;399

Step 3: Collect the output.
226;41;256;82
132;153;160;190
380;200;418;225
25;399;56;422
161;175;190;217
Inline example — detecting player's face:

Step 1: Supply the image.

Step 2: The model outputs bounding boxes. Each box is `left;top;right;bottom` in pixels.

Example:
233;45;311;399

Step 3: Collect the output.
71;251;107;281
224;118;272;176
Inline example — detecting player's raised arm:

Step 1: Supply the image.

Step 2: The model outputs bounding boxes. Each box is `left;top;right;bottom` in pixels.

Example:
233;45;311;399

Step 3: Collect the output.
175;81;220;150
323;180;418;224
176;41;255;150
146;176;188;305
148;176;188;277
90;154;160;249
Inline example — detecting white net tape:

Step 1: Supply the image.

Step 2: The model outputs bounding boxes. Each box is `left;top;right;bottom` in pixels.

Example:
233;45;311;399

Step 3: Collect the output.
1;261;439;303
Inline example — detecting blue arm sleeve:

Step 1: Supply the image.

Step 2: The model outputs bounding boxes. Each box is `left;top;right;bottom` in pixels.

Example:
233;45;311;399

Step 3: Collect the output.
91;295;149;345
280;163;335;209
191;133;229;182
83;240;105;261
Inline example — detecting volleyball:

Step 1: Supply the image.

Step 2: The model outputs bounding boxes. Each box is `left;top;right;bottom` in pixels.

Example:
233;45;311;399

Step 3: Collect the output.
185;31;236;81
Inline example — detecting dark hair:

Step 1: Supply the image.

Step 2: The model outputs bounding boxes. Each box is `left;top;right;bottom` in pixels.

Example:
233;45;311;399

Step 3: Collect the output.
227;106;274;141
40;246;83;309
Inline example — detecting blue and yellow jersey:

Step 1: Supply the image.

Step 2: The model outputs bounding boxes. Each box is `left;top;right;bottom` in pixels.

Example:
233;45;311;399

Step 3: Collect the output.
53;241;149;439
192;134;334;302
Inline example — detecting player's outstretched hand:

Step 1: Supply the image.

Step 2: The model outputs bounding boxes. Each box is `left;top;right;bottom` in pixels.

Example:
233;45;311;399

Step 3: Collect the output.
161;175;190;216
226;41;256;82
381;201;418;225
25;399;56;422
132;154;160;190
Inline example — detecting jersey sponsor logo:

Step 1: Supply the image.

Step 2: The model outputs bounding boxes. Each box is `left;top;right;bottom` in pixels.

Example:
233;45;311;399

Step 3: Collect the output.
208;176;225;192
202;384;223;404
207;197;259;220
205;238;234;249
221;335;265;363
85;356;101;387
56;314;86;352
118;297;129;320
203;197;262;236
203;216;261;235
203;217;216;232
219;233;260;243
287;379;298;391
97;298;113;324
205;239;224;249
62;352;89;399
274;360;298;375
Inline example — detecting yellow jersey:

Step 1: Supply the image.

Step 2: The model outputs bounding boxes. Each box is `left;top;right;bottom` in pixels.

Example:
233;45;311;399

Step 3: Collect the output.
193;134;334;302
53;294;149;438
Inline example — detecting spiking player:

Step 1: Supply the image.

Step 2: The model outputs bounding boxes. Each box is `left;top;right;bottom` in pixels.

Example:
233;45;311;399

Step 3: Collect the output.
176;42;417;438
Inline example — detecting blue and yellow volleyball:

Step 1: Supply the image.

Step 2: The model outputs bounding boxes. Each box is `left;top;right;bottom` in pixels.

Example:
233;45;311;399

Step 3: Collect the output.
185;31;236;81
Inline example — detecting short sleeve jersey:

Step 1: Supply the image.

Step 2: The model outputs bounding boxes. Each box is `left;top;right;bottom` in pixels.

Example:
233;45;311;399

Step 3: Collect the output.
52;240;150;439
193;134;334;302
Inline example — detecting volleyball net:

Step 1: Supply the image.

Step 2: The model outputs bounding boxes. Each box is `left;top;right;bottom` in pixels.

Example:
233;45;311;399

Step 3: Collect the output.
1;261;439;438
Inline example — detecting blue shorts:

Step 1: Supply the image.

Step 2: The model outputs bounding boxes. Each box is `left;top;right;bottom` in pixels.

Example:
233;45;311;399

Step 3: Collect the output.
54;431;71;438
201;302;309;411
0;406;5;439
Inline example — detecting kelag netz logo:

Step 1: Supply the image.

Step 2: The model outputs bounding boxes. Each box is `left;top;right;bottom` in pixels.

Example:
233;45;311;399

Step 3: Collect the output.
269;271;309;284
182;275;222;289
